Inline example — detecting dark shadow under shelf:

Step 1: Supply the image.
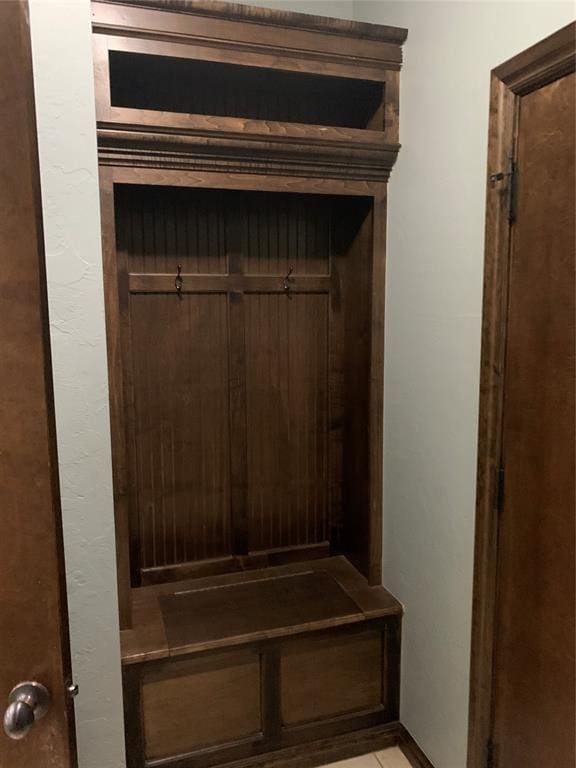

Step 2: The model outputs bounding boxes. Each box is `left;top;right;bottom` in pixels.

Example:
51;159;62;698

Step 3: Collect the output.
109;51;385;130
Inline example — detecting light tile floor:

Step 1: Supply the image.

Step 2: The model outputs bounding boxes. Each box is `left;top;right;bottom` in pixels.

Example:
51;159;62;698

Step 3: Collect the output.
321;747;412;768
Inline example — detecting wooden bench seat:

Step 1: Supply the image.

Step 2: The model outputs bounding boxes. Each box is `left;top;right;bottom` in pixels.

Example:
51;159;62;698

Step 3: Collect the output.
121;556;402;664
121;557;402;768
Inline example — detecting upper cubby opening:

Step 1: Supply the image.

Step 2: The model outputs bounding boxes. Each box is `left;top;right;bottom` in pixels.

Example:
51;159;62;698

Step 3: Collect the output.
109;51;384;130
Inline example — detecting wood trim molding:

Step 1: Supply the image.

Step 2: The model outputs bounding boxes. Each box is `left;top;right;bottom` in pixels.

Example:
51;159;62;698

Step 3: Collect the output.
92;1;405;181
97;122;400;181
107;165;386;199
495;21;575;95
467;22;575;768
92;5;403;78
128;273;332;294
92;0;408;45
398;725;436;768
98;166;133;628
153;722;402;768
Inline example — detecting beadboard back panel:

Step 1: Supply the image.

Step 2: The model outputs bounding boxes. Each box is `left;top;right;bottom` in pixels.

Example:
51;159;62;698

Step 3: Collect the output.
129;293;232;571
114;184;371;584
245;292;330;552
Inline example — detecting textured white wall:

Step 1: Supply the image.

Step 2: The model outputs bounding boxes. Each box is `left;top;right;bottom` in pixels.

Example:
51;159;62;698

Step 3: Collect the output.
29;2;126;767
352;3;575;768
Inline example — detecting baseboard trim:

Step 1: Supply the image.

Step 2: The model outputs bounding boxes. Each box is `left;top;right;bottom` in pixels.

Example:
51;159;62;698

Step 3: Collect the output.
397;724;436;768
218;722;402;768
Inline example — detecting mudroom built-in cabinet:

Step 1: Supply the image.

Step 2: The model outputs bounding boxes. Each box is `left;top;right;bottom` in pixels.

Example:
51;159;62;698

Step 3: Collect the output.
92;2;407;766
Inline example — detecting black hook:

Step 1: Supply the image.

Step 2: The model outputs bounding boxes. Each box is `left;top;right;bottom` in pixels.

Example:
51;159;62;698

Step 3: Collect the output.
283;266;294;297
175;264;183;298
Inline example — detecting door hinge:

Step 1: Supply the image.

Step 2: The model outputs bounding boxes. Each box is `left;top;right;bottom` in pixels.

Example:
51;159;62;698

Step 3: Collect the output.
485;737;496;768
489;159;517;224
495;462;505;516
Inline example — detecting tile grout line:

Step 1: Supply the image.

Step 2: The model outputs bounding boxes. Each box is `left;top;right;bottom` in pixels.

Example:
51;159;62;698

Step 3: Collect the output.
373;751;389;768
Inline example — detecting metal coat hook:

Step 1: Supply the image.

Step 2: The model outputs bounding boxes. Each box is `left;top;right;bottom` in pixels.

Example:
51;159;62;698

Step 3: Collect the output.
175;264;183;298
283;266;294;297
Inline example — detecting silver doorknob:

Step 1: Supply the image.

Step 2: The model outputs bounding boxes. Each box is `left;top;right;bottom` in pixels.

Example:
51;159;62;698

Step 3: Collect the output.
3;682;50;740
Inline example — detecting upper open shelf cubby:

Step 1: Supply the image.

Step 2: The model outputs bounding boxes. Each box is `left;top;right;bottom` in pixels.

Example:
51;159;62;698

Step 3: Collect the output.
109;51;384;130
93;0;406;181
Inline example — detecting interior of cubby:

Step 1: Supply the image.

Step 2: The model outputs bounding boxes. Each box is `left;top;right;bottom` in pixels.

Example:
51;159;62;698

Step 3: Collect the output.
109;51;385;130
114;184;377;589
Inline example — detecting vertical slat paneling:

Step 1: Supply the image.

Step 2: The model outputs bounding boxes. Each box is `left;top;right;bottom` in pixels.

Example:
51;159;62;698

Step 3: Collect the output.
116;186;227;274
130;294;231;568
243;194;330;276
245;293;329;551
115;185;352;577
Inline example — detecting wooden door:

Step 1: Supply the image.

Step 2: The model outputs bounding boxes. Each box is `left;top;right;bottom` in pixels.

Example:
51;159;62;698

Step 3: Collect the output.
469;23;575;768
492;69;575;768
0;2;76;766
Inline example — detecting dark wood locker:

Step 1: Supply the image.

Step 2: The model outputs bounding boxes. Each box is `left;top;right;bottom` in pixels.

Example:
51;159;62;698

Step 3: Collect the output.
92;2;407;765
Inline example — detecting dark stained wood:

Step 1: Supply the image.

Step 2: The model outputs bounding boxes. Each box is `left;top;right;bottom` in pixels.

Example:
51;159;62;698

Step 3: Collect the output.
93;4;404;763
129;274;332;293
467;71;516;768
160;571;360;652
139;542;330;586
332;195;384;583
119;561;402;767
245;292;329;551
91;3;405;86
367;193;387;584
129;293;232;569
116;185;227;274
92;0;405;178
382;71;400;145
228;291;249;556
123;619;399;768
110;53;385;130
114;184;383;585
262;642;282;744
122;666;145;768
491;70;575;768
97;116;400;182
181;722;402;768
142;651;262;759
111;165;384;197
93;0;408;45
99;167;133;626
0;2;76;765
121;557;402;665
98;108;396;146
468;24;576;768
382;614;401;722
96;32;392;88
495;21;576;94
281;628;383;725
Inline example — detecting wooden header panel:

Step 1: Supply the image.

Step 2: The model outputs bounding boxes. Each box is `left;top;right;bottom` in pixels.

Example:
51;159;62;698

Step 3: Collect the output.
92;0;405;181
94;0;408;44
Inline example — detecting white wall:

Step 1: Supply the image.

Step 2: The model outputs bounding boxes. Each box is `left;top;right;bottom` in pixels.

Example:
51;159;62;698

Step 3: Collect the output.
29;2;126;767
352;3;575;767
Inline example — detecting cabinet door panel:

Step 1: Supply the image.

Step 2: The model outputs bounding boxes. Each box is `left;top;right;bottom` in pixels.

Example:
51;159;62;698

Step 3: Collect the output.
142;651;261;759
281;629;383;725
